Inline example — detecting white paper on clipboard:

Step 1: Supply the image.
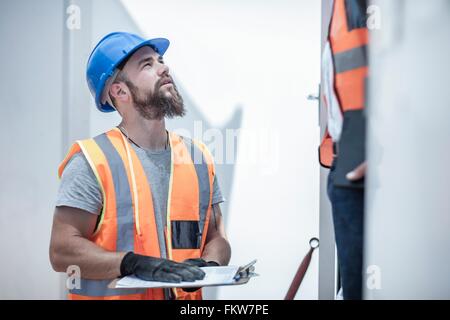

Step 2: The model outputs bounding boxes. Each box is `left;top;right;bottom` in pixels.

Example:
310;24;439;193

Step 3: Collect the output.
112;260;257;289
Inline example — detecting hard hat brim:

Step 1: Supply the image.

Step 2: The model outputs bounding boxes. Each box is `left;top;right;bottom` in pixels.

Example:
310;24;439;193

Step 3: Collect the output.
96;37;170;113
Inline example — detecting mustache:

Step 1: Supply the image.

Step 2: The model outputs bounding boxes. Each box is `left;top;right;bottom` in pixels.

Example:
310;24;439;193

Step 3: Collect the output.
156;76;174;90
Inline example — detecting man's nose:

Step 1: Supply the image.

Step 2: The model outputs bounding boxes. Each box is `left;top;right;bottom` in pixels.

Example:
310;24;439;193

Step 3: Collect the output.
157;63;170;77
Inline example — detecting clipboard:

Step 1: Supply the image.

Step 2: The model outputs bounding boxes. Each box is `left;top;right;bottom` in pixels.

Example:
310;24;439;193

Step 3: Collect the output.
108;260;258;289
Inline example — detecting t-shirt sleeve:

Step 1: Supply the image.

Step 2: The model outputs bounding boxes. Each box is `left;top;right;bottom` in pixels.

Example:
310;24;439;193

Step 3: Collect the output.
212;174;225;205
55;152;103;215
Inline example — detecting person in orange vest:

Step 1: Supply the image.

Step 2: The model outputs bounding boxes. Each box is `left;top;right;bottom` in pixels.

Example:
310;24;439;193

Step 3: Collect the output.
320;0;369;300
49;32;231;300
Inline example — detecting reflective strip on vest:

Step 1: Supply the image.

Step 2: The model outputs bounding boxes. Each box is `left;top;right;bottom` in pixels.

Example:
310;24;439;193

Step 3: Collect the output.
333;45;367;74
70;279;145;297
95;134;135;253
69;133;146;297
184;137;211;243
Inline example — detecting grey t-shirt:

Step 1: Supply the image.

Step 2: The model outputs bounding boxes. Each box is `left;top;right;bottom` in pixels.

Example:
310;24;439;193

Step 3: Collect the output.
55;142;224;224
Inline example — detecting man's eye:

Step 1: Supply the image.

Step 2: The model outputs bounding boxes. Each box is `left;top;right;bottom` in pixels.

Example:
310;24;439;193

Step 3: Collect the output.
144;63;152;68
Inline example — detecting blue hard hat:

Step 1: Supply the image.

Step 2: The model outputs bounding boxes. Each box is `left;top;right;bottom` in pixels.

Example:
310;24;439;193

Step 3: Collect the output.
86;32;170;113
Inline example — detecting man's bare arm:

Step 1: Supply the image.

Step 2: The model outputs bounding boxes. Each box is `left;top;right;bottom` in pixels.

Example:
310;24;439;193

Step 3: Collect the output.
201;203;231;266
49;206;126;280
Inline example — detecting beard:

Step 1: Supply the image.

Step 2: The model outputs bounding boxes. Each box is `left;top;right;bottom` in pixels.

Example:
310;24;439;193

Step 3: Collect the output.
126;77;186;120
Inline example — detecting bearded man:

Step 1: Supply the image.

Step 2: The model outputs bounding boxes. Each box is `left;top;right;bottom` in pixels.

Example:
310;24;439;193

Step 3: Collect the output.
49;32;231;300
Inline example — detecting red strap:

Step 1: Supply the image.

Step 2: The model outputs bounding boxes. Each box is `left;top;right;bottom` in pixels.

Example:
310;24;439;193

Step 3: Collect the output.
284;238;319;300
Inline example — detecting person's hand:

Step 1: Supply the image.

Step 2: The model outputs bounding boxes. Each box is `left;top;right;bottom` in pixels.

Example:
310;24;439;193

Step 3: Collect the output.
120;252;205;283
346;161;367;181
183;258;220;268
181;258;220;292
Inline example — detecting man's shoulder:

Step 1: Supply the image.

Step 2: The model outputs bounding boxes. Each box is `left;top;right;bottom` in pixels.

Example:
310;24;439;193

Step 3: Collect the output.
63;151;91;175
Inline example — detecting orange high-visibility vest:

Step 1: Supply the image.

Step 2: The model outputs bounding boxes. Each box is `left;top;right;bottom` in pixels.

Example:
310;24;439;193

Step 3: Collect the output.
319;0;369;168
58;128;215;300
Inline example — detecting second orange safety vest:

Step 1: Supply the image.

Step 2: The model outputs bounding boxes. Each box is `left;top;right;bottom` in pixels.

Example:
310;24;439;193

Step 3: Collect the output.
319;0;369;168
58;128;215;300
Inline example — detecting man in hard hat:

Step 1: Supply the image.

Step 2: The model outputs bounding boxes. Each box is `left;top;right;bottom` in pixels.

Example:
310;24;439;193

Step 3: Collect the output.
49;32;231;300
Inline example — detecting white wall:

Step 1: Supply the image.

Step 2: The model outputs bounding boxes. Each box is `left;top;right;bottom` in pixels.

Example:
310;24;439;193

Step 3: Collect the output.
364;0;450;299
121;0;322;299
0;0;65;299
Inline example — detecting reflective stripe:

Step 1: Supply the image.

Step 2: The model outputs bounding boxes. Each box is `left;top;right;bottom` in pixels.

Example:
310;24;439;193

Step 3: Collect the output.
69;134;146;297
70;279;145;297
184;138;211;240
94;134;135;252
112;130;167;300
333;45;367;74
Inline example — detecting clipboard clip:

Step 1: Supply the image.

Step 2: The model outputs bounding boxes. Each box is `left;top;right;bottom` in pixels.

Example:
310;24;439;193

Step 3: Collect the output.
233;259;258;282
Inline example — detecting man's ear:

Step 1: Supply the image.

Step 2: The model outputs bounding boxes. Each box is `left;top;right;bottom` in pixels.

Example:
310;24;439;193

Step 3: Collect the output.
110;82;129;103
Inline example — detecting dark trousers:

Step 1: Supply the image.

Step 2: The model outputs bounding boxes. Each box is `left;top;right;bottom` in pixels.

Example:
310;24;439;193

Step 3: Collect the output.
327;161;364;300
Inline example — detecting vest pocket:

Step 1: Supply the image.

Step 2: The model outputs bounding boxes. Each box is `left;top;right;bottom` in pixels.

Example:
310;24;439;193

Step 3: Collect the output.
171;220;201;249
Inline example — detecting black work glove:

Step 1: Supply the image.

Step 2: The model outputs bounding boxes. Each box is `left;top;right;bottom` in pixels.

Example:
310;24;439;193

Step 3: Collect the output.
120;252;206;283
182;258;220;292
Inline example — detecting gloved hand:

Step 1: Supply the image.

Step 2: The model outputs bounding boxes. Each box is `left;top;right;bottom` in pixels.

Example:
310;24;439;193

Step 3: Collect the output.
182;258;220;292
120;252;206;283
183;258;220;268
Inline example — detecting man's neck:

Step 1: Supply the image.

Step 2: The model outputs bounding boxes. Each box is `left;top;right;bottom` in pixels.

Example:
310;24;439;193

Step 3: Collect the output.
119;117;168;151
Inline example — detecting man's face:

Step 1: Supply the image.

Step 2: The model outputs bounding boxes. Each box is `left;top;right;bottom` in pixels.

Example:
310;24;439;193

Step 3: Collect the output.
113;46;185;120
